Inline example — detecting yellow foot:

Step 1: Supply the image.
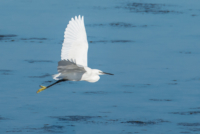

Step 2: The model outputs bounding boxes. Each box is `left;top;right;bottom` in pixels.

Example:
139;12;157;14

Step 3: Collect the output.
37;85;47;94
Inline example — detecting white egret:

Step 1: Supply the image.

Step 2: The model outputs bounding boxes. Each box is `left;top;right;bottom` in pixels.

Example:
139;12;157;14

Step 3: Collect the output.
37;15;113;93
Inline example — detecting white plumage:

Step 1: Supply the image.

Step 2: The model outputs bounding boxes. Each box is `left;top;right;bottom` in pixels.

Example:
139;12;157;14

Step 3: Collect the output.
61;15;88;67
36;15;113;93
53;15;113;82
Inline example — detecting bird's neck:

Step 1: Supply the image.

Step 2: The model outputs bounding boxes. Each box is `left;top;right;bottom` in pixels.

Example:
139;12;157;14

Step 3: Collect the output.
81;68;100;83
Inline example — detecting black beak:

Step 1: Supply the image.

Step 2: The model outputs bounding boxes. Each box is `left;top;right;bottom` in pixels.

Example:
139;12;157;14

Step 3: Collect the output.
103;72;114;75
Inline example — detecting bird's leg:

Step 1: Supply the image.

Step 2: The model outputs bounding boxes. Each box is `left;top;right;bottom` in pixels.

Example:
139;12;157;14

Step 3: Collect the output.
37;79;68;93
46;79;67;88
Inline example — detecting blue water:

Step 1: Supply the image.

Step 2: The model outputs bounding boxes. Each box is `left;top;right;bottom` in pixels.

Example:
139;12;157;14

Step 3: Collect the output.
0;0;200;133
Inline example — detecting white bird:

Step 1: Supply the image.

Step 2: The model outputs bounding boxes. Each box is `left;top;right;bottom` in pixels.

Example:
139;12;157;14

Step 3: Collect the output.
37;15;113;93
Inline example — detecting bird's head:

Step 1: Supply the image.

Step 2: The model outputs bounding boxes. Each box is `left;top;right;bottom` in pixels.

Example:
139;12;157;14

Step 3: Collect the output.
93;69;114;75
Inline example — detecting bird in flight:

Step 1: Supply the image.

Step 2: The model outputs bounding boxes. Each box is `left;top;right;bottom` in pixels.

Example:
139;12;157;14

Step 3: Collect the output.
37;15;113;93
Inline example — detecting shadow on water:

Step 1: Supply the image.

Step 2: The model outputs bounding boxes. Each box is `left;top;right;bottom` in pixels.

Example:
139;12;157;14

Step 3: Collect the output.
0;70;13;75
6;116;171;133
123;91;133;93
0;33;48;43
0;34;17;41
149;99;172;101
121;119;169;126
116;2;182;14
178;123;200;126
178;123;200;133
168;83;178;85
190;107;200;109
50;115;102;122
42;80;53;84
29;73;51;78
84;91;108;94
0;116;8;121
21;38;47;40
25;60;53;63
171;111;200;115
122;84;151;88
7;125;64;133
188;128;200;132
89;40;134;44
50;115;169;126
20;37;47;43
179;51;192;54
87;23;149;28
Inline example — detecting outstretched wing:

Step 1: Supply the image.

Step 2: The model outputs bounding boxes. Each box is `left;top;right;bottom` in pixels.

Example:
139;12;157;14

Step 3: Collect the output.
61;15;88;67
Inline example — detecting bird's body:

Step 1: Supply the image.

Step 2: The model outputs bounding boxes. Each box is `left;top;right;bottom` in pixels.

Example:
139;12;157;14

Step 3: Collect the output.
53;60;100;83
37;15;113;93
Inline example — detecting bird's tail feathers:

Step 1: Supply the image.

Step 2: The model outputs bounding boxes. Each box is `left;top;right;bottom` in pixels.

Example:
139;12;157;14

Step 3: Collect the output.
52;73;62;80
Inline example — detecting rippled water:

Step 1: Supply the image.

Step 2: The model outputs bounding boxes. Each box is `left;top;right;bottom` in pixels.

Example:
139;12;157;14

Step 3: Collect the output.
0;0;200;133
